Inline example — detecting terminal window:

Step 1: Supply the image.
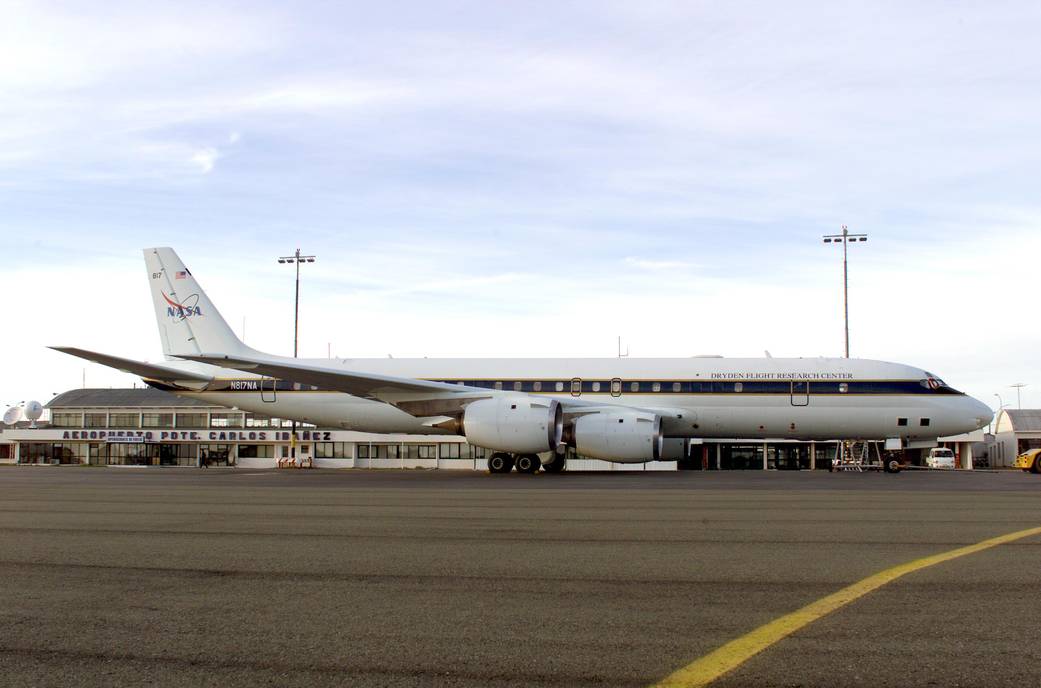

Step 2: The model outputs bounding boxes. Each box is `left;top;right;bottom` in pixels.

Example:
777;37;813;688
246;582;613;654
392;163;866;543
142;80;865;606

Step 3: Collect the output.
142;413;173;428
238;444;274;458
176;413;207;428
199;444;233;465
210;413;244;428
439;443;485;460
358;444;401;459
84;413;107;428
108;413;140;428
50;412;82;427
314;442;351;458
406;444;436;459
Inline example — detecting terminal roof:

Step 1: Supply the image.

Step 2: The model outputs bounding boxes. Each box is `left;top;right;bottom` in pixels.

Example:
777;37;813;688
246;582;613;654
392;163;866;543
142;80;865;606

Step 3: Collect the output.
47;388;218;409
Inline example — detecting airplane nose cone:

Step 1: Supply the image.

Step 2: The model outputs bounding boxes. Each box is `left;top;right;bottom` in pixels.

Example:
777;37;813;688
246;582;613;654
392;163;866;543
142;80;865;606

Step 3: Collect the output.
969;397;993;430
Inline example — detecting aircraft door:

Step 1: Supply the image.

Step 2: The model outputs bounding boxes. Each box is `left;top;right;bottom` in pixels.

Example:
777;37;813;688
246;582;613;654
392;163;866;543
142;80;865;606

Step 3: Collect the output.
790;380;809;406
261;377;277;403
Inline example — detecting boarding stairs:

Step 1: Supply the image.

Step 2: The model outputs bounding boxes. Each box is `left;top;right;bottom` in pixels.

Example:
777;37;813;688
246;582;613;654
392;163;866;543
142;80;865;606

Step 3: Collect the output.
832;440;883;472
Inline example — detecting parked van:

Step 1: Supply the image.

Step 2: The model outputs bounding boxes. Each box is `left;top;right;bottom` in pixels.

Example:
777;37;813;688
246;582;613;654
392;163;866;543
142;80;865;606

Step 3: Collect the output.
926;447;956;469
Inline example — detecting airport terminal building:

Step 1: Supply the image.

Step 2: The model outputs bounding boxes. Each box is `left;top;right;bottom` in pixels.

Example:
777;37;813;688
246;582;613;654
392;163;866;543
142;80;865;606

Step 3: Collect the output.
0;388;983;471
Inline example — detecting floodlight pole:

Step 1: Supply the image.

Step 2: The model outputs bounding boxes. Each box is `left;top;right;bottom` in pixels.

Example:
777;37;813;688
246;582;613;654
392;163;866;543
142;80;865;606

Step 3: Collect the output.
843;229;850;358
1010;383;1027;410
294;251;301;357
278;249;317;464
822;226;868;358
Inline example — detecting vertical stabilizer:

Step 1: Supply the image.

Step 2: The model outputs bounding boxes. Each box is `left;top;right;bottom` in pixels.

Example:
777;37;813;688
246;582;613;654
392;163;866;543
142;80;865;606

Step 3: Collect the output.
144;247;253;359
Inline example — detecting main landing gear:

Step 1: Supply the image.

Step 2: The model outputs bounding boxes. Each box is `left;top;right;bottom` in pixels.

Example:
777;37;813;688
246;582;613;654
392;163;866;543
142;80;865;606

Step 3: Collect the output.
542;454;567;473
488;453;566;474
488;453;514;474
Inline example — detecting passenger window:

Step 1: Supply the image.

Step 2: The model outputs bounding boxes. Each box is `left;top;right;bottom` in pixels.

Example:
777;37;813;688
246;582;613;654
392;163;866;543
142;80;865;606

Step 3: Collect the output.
513;381;522;391
592;381;601;392
652;382;661;392
838;383;849;393
555;382;564;392
897;418;908;426
570;379;581;396
533;381;542;392
734;382;743;393
611;379;622;397
494;381;502;390
672;382;681;392
920;418;931;427
630;382;640;392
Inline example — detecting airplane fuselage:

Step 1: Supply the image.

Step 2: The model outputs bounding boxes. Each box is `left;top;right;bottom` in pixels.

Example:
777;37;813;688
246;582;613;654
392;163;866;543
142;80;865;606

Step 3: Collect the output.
159;355;991;451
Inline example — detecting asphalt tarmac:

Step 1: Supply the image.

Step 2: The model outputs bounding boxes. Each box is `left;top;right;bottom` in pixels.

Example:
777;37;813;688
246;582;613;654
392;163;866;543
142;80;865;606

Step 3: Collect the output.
0;467;1038;687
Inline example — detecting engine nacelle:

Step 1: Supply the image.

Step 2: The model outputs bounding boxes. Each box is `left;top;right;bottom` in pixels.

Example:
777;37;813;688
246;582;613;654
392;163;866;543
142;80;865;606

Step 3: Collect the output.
574;410;663;462
462;397;563;454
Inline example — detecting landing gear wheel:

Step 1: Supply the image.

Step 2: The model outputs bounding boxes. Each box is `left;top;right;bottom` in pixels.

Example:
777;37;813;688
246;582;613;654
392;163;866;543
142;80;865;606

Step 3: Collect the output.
515;454;541;474
488;453;514;474
884;457;903;474
543;455;567;473
1032;456;1041;474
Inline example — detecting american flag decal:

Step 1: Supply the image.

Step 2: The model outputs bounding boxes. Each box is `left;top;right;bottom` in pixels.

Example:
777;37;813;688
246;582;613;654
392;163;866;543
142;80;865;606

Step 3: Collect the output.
175;271;187;280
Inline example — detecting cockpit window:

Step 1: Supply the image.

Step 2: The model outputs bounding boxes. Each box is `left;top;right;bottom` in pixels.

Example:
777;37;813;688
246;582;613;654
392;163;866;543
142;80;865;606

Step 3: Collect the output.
920;375;951;391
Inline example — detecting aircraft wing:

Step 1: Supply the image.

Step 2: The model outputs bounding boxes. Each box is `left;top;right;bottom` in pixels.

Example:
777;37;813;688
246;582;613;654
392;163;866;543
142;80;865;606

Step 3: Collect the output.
50;347;213;384
176;352;687;420
176;353;488;399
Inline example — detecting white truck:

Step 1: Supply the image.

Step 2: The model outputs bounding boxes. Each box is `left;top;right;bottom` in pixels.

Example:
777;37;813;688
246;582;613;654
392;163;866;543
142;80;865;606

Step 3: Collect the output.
925;447;956;469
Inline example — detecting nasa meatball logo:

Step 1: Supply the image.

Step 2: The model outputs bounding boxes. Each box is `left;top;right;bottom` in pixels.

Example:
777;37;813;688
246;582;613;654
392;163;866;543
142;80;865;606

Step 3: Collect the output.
162;292;203;319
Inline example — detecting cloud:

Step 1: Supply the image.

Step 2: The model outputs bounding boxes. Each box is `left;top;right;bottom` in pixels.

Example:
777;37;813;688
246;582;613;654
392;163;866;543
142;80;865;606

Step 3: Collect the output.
190;147;219;174
1;1;1040;411
623;257;699;271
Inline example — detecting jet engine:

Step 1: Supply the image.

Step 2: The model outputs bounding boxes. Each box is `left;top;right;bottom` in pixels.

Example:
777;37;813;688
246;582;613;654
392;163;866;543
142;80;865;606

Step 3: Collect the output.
462;397;563;454
574;410;663;462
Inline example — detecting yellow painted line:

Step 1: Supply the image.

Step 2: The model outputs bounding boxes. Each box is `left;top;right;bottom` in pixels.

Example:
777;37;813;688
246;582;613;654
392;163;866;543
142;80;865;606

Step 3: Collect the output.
652;525;1041;688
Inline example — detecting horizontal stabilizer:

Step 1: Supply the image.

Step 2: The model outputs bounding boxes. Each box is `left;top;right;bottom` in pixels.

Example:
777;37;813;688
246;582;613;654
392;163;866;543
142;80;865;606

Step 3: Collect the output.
50;347;212;384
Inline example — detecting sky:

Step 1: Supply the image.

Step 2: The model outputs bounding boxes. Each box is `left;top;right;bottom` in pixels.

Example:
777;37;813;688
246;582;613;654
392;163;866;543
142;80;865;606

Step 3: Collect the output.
1;0;1040;413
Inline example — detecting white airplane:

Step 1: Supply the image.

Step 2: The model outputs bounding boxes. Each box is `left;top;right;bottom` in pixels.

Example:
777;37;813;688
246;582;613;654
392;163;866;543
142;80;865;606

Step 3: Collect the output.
53;247;992;473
